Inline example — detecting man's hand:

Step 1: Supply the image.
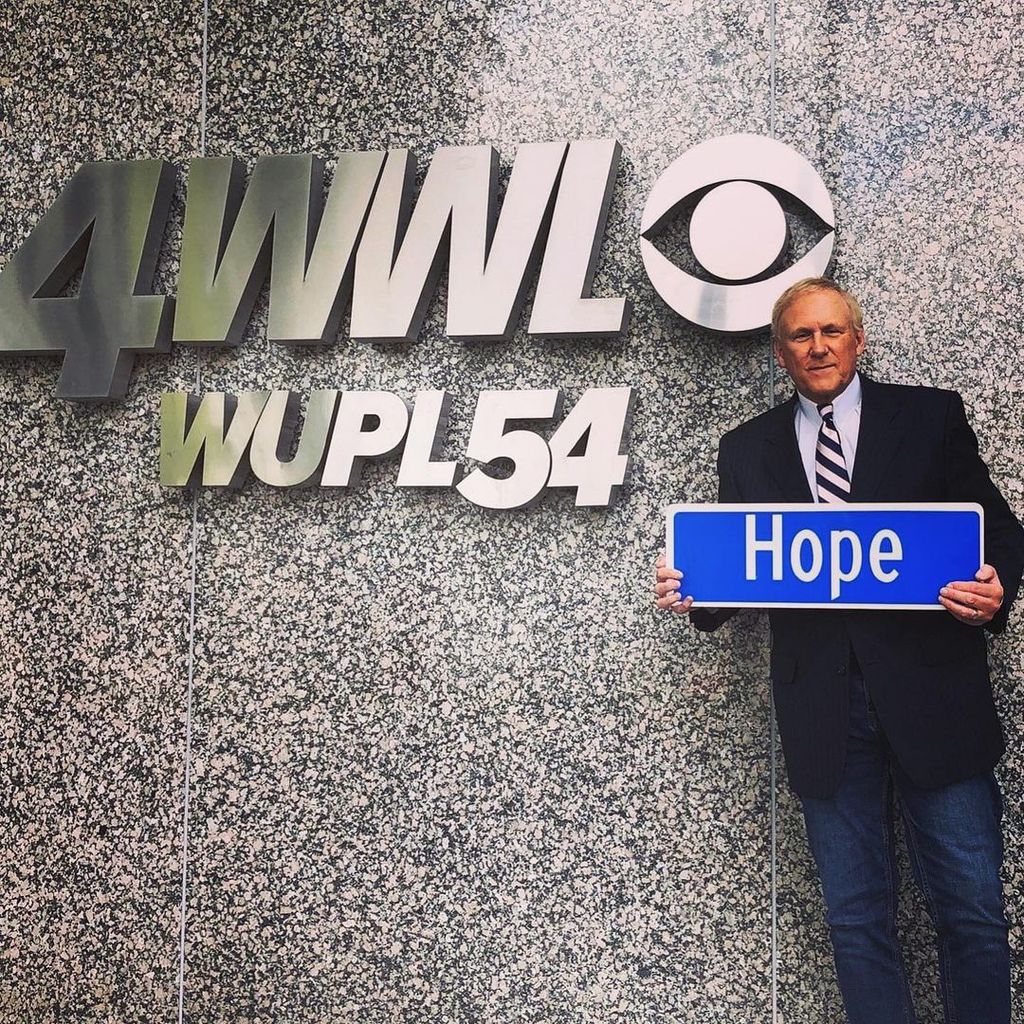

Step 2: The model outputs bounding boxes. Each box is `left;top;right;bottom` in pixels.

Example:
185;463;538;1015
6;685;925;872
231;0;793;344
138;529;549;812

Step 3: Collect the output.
654;553;693;615
939;564;1004;626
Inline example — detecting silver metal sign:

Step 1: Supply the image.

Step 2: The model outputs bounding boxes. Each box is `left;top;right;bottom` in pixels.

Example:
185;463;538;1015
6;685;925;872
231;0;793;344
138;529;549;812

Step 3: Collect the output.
159;387;636;508
249;389;339;487
640;133;836;333
0;140;629;401
0;134;836;402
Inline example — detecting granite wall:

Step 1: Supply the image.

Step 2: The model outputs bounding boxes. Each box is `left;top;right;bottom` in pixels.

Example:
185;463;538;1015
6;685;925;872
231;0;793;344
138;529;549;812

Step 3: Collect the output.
0;1;1021;1022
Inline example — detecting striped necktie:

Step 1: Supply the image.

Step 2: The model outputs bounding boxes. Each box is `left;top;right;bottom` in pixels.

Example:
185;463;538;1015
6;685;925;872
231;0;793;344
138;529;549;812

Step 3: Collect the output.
815;403;850;503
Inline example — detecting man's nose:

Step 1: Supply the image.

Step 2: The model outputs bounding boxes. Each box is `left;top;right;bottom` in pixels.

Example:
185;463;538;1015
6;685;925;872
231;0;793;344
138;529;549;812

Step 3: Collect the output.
809;330;828;354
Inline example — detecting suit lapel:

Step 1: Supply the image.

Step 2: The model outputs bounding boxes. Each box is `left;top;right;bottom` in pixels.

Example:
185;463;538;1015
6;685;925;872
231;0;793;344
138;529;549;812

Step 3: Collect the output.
849;375;903;500
764;394;813;501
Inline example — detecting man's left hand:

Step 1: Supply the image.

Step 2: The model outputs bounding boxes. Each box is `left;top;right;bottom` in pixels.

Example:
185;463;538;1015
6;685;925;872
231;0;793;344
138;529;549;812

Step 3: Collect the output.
940;564;1004;626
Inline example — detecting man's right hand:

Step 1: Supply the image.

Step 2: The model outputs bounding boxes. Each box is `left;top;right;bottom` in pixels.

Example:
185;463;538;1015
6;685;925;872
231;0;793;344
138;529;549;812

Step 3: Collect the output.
654;553;693;615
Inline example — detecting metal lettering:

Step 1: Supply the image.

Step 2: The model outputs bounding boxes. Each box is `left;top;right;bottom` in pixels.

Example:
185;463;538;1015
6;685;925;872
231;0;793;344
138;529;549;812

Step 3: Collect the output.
271;154;386;344
640;133;836;333
350;143;566;342
447;143;566;340
160;391;270;487
249;389;339;487
0;160;175;400
1;135;841;407
455;389;562;510
174;151;385;346
396;390;460;488
321;391;411;487
547;386;635;505
159;387;634;505
528;139;630;337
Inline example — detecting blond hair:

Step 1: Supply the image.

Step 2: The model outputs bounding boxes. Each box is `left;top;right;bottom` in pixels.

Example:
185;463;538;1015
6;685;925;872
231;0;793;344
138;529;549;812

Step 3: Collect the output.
771;278;864;341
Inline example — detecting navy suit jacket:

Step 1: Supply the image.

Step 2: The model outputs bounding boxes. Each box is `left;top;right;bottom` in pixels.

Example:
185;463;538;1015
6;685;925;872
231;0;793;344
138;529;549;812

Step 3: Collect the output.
691;376;1024;798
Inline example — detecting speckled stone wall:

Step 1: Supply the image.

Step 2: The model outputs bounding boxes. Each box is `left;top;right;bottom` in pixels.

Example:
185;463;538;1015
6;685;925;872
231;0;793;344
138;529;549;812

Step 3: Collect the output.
0;2;1021;1022
0;3;203;1021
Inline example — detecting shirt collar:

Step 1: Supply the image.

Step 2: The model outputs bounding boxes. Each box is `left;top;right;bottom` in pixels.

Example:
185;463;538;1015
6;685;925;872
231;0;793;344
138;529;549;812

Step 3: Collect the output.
795;371;862;423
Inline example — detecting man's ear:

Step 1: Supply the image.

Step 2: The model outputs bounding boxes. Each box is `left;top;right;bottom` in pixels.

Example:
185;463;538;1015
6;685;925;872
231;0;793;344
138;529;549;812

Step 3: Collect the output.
855;329;866;356
772;341;785;368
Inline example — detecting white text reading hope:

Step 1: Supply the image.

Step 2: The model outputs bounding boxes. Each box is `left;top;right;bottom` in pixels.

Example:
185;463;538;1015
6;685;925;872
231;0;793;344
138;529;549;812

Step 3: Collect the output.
745;514;903;600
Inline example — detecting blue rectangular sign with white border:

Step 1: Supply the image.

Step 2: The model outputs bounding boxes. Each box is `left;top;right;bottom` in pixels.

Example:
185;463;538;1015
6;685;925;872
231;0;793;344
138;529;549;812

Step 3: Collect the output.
665;503;984;610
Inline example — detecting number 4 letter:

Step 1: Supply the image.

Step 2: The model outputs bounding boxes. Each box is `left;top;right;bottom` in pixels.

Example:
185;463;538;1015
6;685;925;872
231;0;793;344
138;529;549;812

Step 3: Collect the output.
548;386;635;506
0;160;175;401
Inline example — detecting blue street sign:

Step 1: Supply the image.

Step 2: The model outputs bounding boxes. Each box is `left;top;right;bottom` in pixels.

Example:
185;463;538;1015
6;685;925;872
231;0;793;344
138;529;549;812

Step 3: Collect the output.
665;503;984;609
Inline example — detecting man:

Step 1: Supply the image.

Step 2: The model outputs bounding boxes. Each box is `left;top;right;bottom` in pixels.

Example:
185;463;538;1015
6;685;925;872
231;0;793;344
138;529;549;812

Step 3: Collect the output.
654;278;1024;1024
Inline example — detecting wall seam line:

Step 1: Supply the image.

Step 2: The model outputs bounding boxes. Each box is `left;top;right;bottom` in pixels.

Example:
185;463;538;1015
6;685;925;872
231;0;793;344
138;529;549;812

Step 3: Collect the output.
176;2;208;1021
768;0;779;1022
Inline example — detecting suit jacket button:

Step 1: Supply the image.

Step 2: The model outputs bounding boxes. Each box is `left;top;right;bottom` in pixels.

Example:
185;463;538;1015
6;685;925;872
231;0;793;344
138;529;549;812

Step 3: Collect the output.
837;665;848;676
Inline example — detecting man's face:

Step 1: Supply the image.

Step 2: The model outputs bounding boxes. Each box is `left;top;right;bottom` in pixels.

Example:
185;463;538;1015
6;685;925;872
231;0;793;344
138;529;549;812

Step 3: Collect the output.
773;289;866;404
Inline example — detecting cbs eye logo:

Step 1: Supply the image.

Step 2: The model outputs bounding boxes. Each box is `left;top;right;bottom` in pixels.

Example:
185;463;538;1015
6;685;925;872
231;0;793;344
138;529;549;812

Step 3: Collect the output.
640;133;836;333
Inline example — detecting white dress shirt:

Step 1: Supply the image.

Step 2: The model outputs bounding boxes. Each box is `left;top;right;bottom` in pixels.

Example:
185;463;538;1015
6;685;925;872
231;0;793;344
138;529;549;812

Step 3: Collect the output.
794;372;863;501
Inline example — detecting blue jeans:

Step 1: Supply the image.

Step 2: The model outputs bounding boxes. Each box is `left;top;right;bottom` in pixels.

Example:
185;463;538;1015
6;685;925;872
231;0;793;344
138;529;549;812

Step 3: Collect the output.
800;663;1010;1024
